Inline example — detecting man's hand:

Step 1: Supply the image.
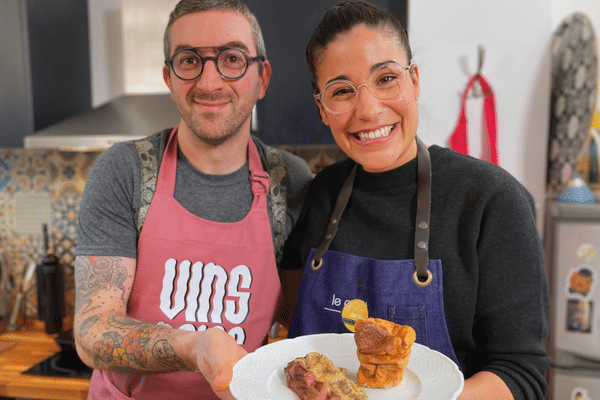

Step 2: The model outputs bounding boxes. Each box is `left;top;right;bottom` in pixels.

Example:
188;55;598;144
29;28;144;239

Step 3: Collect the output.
195;328;248;400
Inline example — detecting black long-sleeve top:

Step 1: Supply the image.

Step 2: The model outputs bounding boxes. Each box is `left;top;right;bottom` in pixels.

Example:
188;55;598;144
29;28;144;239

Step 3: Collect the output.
281;145;550;399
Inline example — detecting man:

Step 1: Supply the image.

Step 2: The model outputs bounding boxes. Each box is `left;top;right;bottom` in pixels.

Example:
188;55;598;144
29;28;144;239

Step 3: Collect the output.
73;1;312;399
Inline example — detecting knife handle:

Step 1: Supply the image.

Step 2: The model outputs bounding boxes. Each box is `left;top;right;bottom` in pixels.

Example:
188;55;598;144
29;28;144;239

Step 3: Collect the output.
6;292;23;332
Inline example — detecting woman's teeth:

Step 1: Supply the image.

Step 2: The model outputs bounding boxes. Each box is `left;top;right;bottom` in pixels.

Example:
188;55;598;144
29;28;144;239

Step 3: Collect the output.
356;125;393;141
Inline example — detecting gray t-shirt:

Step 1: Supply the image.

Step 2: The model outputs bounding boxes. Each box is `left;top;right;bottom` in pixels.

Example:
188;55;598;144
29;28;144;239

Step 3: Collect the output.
76;130;313;259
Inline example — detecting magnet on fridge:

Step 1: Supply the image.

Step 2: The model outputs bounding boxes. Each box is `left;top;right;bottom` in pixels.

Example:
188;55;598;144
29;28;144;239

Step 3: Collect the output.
577;243;598;264
566;299;593;333
566;266;595;299
571;387;591;400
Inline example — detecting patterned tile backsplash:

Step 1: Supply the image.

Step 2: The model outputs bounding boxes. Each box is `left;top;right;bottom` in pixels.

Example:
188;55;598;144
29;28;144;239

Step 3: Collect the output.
0;143;344;326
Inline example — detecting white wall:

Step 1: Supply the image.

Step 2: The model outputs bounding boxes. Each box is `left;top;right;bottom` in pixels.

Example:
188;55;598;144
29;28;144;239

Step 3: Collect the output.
122;0;178;94
88;0;124;107
88;0;177;107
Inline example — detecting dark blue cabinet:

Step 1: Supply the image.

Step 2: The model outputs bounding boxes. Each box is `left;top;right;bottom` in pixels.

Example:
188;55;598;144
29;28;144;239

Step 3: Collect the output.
0;0;91;148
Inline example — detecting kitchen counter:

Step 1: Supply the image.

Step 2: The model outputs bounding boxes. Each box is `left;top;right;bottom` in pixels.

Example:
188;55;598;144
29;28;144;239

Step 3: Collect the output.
0;328;89;400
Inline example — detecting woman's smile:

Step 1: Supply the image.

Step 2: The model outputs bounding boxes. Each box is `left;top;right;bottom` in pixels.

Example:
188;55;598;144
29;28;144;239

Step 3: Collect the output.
353;123;395;142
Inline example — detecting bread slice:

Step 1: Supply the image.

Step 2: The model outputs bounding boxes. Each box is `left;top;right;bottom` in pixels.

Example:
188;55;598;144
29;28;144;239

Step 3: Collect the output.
354;318;416;388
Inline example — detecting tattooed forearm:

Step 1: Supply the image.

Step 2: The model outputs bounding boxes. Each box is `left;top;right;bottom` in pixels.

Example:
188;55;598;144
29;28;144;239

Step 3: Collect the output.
92;326;157;372
79;315;100;336
74;255;193;374
75;256;128;315
88;316;189;373
152;340;188;370
108;314;148;330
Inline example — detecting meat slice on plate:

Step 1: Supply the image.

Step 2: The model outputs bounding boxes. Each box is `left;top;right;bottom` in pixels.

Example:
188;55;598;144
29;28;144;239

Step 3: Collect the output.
284;352;368;400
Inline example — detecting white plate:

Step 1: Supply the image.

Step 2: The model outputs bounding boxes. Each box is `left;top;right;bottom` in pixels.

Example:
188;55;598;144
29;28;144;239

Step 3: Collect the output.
231;333;464;400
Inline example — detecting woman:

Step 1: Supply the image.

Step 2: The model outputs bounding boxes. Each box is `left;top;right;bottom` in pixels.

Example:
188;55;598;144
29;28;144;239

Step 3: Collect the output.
279;2;550;399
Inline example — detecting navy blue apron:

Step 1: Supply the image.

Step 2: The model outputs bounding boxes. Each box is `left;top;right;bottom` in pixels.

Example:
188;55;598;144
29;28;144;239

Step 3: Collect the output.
288;138;461;369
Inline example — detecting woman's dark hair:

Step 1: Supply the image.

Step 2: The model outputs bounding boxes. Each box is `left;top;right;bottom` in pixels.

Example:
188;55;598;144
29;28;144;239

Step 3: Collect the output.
306;1;412;94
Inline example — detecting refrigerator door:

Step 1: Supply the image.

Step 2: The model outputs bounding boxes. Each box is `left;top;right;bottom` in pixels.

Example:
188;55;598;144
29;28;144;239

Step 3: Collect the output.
554;217;600;361
551;367;600;399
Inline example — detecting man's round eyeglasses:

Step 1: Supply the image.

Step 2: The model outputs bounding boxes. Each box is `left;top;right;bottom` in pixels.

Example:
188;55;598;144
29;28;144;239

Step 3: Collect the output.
315;62;413;114
165;47;264;81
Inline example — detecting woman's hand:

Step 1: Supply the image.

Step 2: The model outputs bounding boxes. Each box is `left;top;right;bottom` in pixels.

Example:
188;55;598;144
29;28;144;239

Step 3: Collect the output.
458;371;514;400
195;328;248;400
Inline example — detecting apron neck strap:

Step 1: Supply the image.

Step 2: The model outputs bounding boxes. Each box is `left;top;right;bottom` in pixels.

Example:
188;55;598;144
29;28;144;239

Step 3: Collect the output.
311;138;434;288
413;138;432;286
247;137;271;195
155;126;179;195
311;164;357;270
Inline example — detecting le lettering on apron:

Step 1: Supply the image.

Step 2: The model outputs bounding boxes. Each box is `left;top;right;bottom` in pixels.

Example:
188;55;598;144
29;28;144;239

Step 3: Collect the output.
87;128;281;400
449;73;498;165
288;138;461;369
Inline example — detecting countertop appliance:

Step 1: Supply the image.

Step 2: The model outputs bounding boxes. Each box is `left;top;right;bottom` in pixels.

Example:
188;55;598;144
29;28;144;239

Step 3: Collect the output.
546;201;600;400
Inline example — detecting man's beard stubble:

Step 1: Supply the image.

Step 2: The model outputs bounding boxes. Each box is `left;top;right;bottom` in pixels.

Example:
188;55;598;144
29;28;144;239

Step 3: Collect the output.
181;88;257;147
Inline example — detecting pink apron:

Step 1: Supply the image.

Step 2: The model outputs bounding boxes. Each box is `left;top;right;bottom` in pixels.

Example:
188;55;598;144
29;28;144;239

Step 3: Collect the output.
87;128;281;399
449;73;498;165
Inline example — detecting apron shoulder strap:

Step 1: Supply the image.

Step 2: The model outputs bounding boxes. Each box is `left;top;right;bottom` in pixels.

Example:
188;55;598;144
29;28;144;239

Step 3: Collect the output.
311;164;357;270
413;138;432;286
133;133;161;236
252;137;288;268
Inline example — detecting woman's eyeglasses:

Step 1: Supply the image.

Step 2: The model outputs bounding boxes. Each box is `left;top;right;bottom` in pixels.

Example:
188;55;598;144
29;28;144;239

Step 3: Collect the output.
316;62;413;114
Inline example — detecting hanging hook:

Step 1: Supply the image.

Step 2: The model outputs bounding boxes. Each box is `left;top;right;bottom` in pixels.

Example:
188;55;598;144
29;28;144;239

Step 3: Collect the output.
471;45;486;98
477;45;485;75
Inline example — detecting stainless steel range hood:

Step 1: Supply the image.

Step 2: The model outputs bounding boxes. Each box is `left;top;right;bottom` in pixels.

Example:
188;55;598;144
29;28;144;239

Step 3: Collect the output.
24;94;181;151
